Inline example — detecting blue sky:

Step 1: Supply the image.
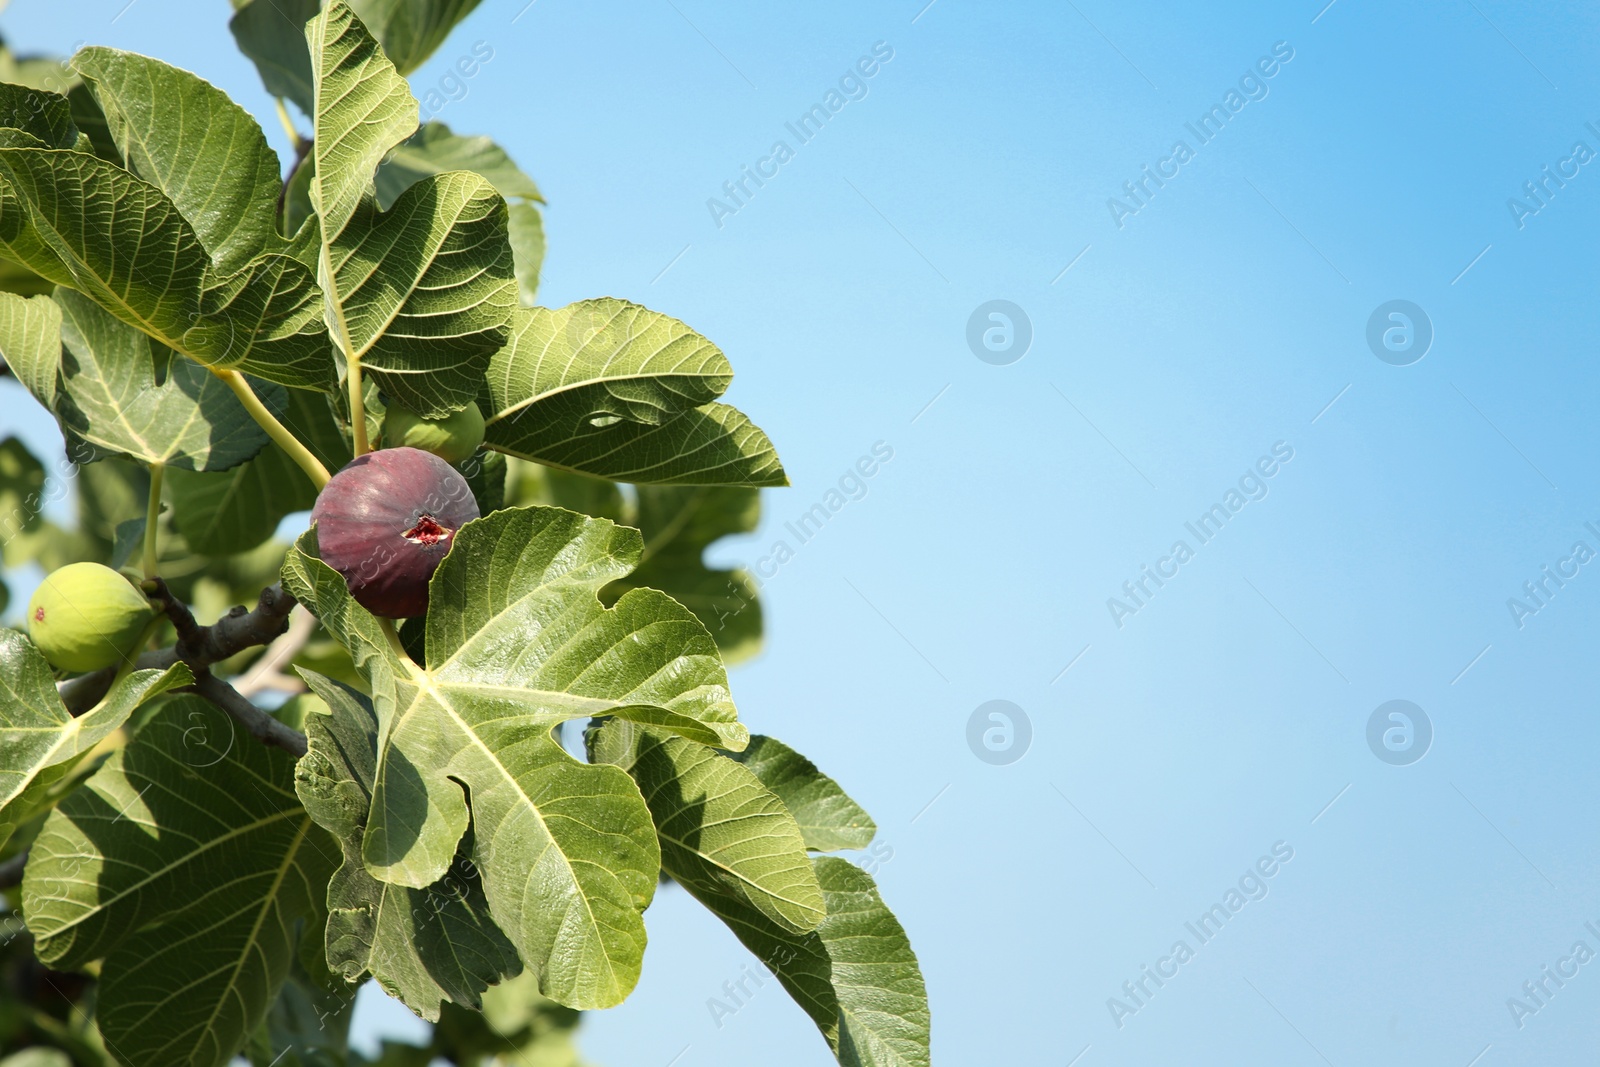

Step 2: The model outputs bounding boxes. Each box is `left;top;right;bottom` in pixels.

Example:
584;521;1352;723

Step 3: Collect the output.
3;1;1600;1064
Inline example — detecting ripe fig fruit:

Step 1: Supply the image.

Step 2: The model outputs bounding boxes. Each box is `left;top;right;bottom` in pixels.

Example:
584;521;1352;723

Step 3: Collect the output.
27;562;154;673
311;447;480;618
383;401;485;464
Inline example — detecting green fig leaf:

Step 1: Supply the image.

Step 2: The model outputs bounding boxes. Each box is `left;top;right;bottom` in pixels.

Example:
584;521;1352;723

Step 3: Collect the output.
374;122;543;304
293;669;521;1021
482;300;785;487
0;628;191;851
51;289;277;471
731;735;877;852
282;504;751;1008
588;719;824;933
604;484;765;663
308;2;515;418
73;47;286;273
22;697;336;1067
230;0;320;118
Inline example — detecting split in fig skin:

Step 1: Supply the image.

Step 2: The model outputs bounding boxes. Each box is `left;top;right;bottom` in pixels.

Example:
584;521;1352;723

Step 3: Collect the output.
311;447;480;618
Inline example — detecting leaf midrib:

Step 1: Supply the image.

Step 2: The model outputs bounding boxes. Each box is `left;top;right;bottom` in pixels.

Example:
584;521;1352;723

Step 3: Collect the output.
381;659;627;993
0;149;191;349
38;806;301;942
486;366;730;427
187;814;314;1051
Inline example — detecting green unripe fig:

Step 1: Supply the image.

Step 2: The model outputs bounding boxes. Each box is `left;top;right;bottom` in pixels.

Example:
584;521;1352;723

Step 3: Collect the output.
26;562;154;673
383;402;485;464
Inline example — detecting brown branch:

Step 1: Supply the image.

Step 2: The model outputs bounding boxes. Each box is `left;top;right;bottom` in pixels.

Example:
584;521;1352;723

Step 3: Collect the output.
233;605;316;699
183;672;307;759
59;583;299;715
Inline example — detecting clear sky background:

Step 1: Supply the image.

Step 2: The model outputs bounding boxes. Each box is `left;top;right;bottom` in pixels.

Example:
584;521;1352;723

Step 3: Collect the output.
2;1;1599;1065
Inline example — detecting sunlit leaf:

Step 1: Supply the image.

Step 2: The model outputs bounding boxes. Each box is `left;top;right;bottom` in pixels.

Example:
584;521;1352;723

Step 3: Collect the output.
325;169;515;417
283;505;751;1008
0;288;58;407
374;122;543;304
294;669;521;1020
74;48;285;274
696;858;930;1067
0;628;190;851
483;300;785;486
307;1;417;243
52;289;276;471
732;736;876;852
0;143;332;390
308;3;515;418
589;719;823;933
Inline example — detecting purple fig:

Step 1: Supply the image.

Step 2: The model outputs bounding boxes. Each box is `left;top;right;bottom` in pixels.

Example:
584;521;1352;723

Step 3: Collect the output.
310;446;480;618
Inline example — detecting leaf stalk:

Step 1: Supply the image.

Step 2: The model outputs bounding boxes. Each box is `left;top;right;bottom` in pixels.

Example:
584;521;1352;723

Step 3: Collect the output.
142;461;163;579
215;369;331;488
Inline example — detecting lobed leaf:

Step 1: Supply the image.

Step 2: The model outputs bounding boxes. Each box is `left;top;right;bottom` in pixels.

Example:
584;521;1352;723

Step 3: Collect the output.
307;4;516;418
294;670;521;1021
326;169;515;417
0;138;208;344
375;122;543;305
73;47;285;274
731;735;877;852
54;289;276;471
590;720;927;1066
0;143;333;390
482;300;786;486
0;628;190;851
589;719;824;933
699;858;930;1067
22;697;336;1067
307;1;418;244
283;504;753;1008
190;250;334;390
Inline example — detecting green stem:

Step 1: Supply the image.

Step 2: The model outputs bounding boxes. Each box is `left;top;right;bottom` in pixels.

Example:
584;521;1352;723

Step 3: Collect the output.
273;98;304;151
310;152;369;459
346;355;370;456
216;370;331;488
377;617;412;664
142;462;163;580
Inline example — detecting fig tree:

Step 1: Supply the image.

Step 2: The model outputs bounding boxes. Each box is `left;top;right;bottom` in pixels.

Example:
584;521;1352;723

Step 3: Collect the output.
311;446;480;618
27;562;154;673
383;402;485;464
